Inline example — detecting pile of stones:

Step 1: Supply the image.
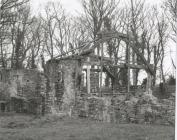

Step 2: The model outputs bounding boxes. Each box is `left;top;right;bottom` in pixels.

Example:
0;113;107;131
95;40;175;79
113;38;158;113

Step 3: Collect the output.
111;92;175;125
87;97;105;121
75;91;175;125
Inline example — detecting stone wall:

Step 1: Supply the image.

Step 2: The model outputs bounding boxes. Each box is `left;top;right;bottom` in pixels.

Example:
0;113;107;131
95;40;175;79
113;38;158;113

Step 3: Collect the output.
75;92;175;125
45;59;82;113
153;85;176;98
90;72;99;93
0;69;47;114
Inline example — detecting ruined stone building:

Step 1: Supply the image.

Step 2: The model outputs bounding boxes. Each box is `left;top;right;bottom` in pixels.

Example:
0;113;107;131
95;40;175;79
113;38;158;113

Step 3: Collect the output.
0;31;152;114
41;31;174;124
44;49;174;125
0;31;175;125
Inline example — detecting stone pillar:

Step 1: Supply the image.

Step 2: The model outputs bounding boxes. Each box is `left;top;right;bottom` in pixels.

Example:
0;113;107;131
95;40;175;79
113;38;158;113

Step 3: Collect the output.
146;73;152;93
61;60;78;113
87;66;90;94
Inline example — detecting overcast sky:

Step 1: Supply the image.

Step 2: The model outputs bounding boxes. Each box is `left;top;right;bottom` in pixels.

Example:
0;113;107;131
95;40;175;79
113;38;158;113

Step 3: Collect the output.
30;0;176;77
30;0;82;15
30;0;164;15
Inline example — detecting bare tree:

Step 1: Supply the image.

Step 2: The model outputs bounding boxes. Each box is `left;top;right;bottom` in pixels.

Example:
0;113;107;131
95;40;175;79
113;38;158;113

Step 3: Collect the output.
40;2;72;59
164;0;177;42
52;2;72;56
81;0;118;55
163;0;176;70
41;3;56;59
139;7;160;85
9;5;34;69
0;0;29;68
116;0;169;87
103;7;128;87
156;13;169;85
26;17;44;69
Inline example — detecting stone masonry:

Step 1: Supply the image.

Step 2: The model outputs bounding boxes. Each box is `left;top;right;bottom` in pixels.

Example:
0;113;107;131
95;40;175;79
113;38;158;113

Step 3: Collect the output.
45;58;82;113
0;69;47;114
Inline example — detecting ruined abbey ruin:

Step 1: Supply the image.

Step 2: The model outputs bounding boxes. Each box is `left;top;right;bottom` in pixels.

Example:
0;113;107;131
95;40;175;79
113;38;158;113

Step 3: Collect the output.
0;31;175;125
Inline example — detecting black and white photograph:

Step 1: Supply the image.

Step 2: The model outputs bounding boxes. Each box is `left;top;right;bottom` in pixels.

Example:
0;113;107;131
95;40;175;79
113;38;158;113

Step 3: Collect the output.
0;0;176;139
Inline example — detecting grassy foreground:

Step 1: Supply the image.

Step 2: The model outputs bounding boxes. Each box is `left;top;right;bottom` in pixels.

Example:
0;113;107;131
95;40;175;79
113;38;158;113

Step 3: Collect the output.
0;114;175;140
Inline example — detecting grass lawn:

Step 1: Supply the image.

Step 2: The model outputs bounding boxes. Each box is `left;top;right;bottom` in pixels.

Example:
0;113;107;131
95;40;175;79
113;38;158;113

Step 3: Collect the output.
0;114;175;140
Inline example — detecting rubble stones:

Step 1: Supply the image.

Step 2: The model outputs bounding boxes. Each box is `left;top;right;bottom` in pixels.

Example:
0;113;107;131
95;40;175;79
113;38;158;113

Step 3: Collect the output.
75;92;175;125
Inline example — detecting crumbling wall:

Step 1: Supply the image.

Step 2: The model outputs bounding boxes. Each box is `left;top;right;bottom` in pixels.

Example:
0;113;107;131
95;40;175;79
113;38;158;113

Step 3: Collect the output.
62;60;76;111
75;92;175;125
0;69;47;114
45;59;82;113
